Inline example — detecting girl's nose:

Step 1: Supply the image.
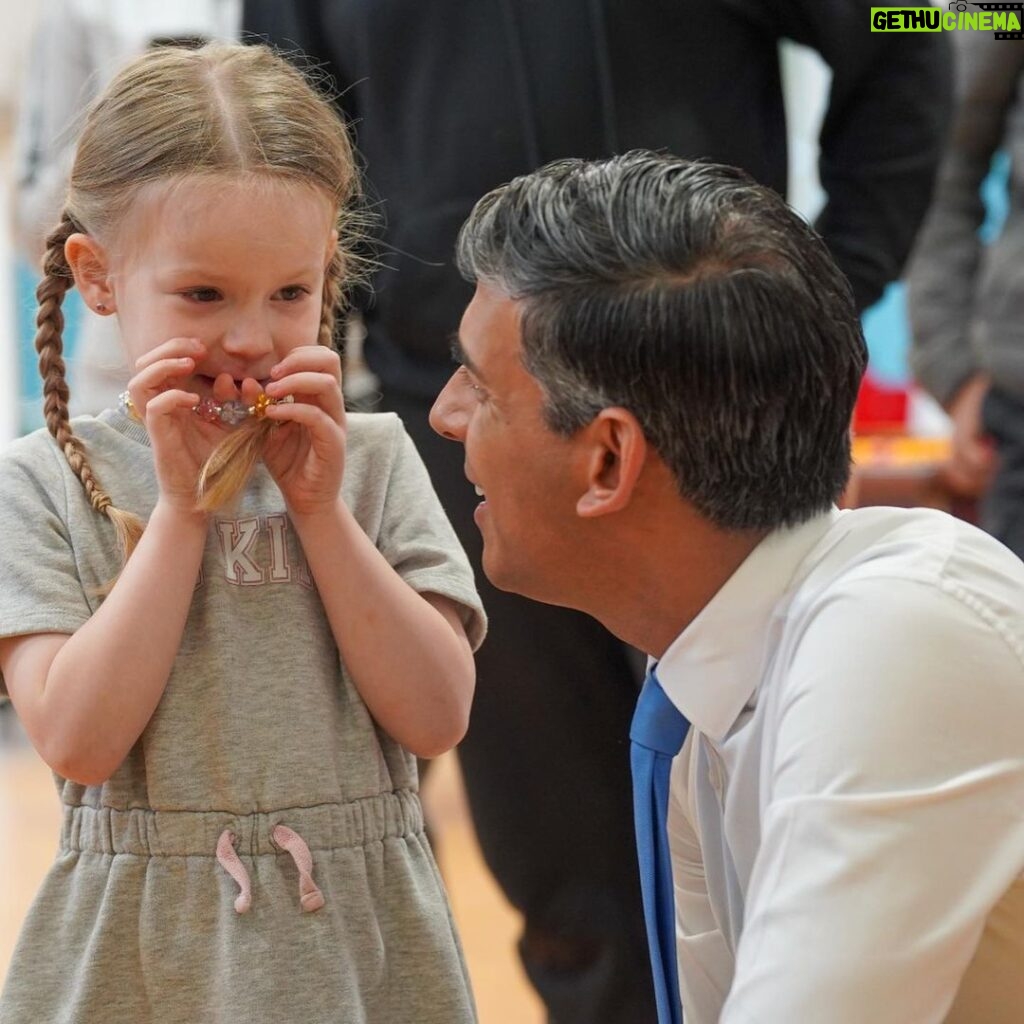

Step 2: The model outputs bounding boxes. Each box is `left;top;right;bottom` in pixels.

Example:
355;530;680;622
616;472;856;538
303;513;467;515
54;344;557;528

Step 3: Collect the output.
221;317;275;362
430;376;470;442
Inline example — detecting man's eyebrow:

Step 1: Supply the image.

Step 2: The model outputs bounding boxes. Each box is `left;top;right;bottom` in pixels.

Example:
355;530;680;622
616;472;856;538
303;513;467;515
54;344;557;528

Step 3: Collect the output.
449;333;486;382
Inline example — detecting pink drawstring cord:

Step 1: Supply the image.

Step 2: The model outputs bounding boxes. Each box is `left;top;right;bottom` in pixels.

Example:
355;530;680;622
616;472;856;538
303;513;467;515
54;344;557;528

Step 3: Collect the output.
272;824;325;912
216;830;252;914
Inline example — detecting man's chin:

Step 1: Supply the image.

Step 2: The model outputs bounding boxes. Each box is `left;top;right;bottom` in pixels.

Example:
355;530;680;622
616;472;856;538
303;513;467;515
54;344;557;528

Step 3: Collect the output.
480;546;520;595
481;548;564;609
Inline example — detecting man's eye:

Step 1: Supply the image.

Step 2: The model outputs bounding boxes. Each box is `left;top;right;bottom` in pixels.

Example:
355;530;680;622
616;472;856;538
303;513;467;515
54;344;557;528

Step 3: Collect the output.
459;366;485;397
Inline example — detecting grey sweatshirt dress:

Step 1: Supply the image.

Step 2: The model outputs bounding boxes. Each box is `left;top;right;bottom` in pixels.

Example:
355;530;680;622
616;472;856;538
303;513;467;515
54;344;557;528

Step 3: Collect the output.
0;410;486;1024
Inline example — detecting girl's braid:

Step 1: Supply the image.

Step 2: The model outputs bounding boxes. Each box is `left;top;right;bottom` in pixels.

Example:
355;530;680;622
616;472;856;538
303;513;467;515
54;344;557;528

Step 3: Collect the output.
35;212;143;559
318;247;345;350
36;215;79;456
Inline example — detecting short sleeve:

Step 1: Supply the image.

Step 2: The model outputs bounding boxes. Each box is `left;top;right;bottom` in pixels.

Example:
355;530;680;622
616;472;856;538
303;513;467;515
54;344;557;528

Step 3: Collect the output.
374;420;487;651
0;438;93;697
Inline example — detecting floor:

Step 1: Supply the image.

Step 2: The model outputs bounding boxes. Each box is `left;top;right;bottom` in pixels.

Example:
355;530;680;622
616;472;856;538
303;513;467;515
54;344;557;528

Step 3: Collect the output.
0;714;544;1022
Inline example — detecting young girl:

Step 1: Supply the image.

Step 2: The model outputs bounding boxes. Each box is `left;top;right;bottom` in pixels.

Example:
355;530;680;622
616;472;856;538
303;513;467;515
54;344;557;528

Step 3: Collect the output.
0;43;485;1024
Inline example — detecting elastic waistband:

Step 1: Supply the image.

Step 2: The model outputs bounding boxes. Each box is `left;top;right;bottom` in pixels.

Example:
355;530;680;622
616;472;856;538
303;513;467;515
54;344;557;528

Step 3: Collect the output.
60;790;424;857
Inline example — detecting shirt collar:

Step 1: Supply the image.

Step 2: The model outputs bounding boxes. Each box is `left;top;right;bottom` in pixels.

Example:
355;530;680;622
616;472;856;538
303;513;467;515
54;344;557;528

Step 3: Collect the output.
100;407;151;448
657;508;840;742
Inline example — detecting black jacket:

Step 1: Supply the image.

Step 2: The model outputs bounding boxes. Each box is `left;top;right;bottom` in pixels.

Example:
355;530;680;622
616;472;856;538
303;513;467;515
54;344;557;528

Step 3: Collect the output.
244;0;951;398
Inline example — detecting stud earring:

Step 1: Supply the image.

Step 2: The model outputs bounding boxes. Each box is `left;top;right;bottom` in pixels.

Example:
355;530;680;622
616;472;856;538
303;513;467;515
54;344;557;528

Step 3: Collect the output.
95;303;107;313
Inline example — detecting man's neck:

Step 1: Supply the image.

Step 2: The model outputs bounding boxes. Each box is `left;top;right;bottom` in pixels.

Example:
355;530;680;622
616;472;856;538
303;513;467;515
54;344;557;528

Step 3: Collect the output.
584;510;767;658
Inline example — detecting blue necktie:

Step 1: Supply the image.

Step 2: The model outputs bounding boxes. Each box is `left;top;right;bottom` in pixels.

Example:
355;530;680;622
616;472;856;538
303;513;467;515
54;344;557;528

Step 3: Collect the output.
631;668;691;1024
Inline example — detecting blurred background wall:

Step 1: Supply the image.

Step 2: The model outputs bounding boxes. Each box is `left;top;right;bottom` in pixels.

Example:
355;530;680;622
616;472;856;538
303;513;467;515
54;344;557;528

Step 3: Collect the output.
0;1;37;447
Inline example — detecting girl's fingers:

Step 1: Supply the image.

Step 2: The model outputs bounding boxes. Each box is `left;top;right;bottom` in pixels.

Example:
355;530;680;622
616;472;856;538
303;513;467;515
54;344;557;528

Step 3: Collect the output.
127;358;200;415
263;397;345;438
132;337;204;373
265;370;340;397
239;376;269;407
265;372;344;422
213;373;242;404
144;388;200;414
270;345;342;382
264;368;344;399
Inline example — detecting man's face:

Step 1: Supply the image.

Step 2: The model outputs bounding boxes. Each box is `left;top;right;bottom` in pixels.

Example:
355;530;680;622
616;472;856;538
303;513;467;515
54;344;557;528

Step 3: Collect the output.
430;283;582;602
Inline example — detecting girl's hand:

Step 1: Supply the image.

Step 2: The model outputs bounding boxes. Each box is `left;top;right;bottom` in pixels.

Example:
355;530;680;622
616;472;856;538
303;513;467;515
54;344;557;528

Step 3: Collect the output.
255;345;347;515
127;337;220;514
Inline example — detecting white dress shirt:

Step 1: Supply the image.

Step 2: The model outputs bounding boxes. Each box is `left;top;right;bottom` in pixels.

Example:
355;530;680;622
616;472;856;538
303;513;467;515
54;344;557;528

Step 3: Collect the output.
660;506;1024;1023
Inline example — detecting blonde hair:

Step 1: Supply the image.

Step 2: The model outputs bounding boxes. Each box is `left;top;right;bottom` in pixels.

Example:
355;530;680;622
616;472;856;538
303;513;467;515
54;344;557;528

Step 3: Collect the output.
35;43;364;558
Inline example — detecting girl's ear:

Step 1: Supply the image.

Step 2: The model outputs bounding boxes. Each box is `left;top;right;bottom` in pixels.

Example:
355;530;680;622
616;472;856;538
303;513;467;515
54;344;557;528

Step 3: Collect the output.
575;407;648;518
64;233;116;314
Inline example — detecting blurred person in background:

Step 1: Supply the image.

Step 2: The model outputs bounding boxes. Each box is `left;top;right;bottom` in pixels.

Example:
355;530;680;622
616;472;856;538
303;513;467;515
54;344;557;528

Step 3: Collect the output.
12;0;239;415
908;34;1024;558
243;3;950;1020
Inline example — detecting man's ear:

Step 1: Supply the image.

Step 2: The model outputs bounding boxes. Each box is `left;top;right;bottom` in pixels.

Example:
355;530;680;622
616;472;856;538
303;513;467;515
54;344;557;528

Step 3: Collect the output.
576;407;648;518
64;233;116;314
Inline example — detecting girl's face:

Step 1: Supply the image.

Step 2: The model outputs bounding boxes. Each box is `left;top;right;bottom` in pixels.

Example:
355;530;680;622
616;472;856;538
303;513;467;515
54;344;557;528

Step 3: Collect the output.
88;174;337;400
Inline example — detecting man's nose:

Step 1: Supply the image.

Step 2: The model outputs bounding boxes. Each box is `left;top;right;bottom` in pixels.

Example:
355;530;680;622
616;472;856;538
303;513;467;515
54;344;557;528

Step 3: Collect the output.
430;376;469;442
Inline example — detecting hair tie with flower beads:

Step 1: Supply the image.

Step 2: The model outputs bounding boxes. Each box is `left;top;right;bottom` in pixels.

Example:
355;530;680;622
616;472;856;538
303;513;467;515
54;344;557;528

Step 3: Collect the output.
118;390;291;425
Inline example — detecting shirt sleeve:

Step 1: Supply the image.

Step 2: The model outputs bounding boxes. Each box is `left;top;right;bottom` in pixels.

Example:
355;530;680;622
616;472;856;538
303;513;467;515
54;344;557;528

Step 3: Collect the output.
907;34;1024;406
0;439;94;697
722;575;1024;1023
374;418;487;652
727;0;952;311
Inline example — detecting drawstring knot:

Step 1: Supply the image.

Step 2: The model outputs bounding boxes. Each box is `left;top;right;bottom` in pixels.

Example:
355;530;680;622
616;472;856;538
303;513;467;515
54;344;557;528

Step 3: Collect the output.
215;830;252;914
215;824;325;914
272;824;326;913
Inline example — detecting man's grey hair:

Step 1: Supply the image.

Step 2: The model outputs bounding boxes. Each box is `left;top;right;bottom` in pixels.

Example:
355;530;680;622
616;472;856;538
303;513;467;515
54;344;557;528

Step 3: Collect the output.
456;151;867;531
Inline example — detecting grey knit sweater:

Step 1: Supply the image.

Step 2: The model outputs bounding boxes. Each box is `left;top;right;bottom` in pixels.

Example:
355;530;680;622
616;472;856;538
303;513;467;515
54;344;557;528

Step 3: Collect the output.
908;34;1024;405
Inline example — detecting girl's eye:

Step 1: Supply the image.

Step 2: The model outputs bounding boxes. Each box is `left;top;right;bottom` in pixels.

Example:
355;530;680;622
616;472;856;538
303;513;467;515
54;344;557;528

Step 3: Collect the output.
276;285;309;301
183;288;221;303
